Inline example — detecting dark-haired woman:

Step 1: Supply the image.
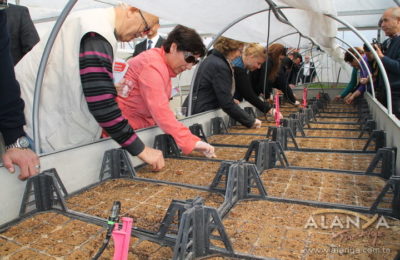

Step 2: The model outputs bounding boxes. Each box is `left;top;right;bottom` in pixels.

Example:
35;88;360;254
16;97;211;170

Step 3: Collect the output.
117;25;215;158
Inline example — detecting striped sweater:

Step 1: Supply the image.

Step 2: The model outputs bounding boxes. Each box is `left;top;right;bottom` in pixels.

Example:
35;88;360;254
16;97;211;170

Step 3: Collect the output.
79;32;144;155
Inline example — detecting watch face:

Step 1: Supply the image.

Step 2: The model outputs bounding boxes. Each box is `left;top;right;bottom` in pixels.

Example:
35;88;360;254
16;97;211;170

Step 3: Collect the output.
18;136;30;148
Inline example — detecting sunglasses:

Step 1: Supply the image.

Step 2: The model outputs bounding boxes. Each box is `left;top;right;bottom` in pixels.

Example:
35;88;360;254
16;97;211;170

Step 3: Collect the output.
138;10;151;35
183;51;200;65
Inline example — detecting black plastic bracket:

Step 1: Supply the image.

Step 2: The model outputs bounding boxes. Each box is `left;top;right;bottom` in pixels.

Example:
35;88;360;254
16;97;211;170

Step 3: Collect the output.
370;176;400;219
153;134;181;158
358;119;376;138
267;126;298;150
300;107;316;125
210;161;267;204
19;169;68;216
290;112;306;127
310;101;320;116
362;130;386;151
211;117;228;135
171;197;234;259
99;149;136;181
189;123;208;143
365;147;397;179
244;140;289;171
281;118;305;137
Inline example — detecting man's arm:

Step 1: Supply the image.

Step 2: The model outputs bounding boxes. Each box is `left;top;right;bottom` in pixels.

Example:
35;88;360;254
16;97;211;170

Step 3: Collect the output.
0;11;39;180
19;6;39;58
79;32;164;170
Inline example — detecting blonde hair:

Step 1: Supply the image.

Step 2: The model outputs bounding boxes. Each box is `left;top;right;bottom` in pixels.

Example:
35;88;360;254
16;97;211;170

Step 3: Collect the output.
213;36;244;57
243;43;267;59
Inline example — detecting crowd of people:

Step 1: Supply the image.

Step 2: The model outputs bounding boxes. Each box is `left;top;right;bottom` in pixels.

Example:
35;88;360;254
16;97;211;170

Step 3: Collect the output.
1;3;399;182
334;7;400;121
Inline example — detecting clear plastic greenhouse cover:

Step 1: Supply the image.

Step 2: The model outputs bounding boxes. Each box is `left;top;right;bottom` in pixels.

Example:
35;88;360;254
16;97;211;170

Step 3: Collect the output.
10;0;396;61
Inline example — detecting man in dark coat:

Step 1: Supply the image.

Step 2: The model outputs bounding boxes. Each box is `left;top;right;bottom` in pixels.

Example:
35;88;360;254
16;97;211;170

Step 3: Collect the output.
375;7;400;119
301;55;316;83
5;3;39;65
132;17;164;57
0;9;40;180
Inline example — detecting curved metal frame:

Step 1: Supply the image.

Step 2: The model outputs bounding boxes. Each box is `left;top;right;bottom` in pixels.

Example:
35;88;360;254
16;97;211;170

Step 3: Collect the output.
275;6;392;114
335;37;376;98
31;1;395;151
188;2;319;115
295;47;321;85
337;45;374;97
187;8;270;116
324;13;392;115
32;0;78;153
269;31;299;44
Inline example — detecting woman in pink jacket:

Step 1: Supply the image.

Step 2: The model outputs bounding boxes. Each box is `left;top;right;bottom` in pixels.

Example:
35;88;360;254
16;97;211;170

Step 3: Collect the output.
117;25;215;157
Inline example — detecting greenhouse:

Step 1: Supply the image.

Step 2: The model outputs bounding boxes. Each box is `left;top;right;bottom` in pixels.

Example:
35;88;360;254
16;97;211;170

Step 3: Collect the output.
0;0;399;259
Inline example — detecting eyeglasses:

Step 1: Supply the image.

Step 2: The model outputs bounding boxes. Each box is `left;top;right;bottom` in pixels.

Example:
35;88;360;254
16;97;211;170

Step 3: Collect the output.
183;51;200;65
138;10;151;35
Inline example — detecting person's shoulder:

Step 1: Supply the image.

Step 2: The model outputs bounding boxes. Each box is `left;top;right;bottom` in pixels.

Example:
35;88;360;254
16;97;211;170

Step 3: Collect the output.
6;4;29;14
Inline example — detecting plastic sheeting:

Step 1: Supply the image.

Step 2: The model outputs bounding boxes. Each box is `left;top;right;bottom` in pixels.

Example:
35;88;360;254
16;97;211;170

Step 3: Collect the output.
12;0;397;49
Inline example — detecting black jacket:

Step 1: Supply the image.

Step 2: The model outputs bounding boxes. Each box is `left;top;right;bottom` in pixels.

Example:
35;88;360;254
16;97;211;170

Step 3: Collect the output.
250;59;297;103
377;36;400;117
5;4;39;65
132;36;164;57
0;11;26;145
233;66;272;113
184;50;254;128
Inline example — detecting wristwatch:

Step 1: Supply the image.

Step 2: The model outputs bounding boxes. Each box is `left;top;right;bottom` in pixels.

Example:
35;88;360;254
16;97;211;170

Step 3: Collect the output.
5;136;30;150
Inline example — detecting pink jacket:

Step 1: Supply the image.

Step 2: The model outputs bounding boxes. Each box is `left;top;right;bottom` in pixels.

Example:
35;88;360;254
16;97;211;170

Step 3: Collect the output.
117;48;199;154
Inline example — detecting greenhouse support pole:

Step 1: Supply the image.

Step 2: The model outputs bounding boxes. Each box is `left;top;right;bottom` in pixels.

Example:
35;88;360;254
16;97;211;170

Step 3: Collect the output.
335;37;376;99
325;14;392;115
187;8;270;116
32;0;78;153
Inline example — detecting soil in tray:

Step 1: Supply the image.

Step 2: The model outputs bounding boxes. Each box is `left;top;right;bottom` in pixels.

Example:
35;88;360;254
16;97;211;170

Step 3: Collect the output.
207;134;266;146
187;146;248;161
289;137;374;151
136;158;221;186
221;200;400;260
313;118;360;123
261;168;391;208
228;126;267;135
227;126;364;139
66;179;224;232
303;129;362;138
308;123;360;129
0;212;174;259
319;112;358;117
208;134;374;151
284;151;377;172
320;108;358;113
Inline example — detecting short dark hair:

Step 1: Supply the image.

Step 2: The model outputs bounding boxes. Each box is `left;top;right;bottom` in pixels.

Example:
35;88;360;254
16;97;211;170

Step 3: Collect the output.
163;25;205;57
344;47;364;63
292;52;302;62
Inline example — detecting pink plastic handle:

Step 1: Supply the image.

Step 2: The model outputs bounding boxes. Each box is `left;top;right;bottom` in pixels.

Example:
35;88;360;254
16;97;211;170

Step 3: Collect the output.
274;94;280;126
112;217;133;260
302;87;308;108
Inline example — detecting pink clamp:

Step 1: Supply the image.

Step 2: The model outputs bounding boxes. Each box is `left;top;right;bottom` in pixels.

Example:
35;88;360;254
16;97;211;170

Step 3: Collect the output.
302;87;308;108
112;217;133;260
274;94;280;126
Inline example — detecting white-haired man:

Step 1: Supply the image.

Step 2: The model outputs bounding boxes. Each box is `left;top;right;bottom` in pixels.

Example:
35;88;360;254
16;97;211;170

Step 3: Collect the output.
16;4;165;170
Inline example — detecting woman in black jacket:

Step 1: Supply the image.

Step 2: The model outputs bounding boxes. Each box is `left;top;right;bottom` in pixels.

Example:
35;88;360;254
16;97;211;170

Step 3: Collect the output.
250;43;299;105
184;37;261;128
232;43;282;118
